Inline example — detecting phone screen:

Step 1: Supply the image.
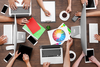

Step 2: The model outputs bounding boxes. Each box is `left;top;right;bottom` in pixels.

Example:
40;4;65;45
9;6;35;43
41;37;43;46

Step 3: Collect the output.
72;16;78;22
5;54;12;62
28;36;37;45
86;50;94;61
1;5;8;13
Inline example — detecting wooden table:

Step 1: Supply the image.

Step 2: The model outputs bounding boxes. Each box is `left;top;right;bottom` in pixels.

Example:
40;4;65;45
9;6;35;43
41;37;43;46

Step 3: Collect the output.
0;0;100;67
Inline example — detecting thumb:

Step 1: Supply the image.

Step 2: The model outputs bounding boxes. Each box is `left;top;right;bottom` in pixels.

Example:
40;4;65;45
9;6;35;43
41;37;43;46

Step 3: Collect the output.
15;0;19;3
22;0;24;5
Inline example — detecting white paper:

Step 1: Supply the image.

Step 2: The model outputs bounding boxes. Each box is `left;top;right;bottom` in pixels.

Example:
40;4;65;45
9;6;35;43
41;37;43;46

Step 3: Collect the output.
89;23;98;43
41;1;55;22
4;25;13;44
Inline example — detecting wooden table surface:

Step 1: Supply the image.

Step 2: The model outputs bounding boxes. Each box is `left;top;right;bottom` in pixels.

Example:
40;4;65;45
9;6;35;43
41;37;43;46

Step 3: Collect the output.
0;0;100;67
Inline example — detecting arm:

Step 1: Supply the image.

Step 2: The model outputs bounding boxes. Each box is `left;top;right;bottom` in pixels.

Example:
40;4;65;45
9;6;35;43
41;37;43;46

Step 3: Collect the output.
23;54;31;67
89;56;100;67
66;0;72;13
72;52;85;67
43;62;50;67
0;15;29;25
6;51;21;67
37;0;50;16
63;38;73;67
0;35;7;45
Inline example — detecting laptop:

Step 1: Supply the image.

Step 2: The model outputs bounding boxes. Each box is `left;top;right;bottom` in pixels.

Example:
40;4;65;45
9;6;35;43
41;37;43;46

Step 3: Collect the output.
40;45;63;65
9;0;31;17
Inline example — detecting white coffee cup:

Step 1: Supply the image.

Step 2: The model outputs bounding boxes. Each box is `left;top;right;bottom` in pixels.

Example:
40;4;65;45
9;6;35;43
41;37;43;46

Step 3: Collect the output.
69;50;76;61
59;11;70;21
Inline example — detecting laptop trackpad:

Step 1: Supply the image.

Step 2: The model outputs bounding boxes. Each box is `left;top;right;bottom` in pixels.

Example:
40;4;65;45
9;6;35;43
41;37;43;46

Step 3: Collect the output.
42;49;61;57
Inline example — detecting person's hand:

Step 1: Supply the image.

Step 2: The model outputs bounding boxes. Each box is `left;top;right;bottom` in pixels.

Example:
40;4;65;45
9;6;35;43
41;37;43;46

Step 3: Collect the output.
23;54;29;63
81;0;88;5
0;35;7;45
81;51;85;57
14;51;21;59
89;56;99;64
94;34;100;41
43;62;50;67
44;10;51;17
66;38;73;49
22;0;31;10
75;11;81;17
95;0;98;6
8;0;19;10
17;18;29;25
66;6;72;13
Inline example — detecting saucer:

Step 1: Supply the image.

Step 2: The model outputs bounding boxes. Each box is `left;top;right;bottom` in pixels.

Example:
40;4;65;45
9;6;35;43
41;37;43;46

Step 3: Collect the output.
59;11;70;21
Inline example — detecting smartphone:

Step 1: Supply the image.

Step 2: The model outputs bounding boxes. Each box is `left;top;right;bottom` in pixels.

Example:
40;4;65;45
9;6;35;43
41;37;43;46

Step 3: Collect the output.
1;4;8;14
27;35;38;46
72;16;79;22
4;53;13;63
85;48;94;63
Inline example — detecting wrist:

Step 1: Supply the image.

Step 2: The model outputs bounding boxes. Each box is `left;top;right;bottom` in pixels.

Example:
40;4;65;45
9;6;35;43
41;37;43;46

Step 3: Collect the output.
12;57;16;60
95;61;100;67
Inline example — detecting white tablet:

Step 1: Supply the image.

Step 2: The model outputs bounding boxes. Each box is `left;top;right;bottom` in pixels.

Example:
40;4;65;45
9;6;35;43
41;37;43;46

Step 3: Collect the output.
85;48;94;63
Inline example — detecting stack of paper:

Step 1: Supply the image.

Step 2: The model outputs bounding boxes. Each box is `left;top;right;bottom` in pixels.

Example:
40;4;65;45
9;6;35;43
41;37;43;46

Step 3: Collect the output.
23;17;45;40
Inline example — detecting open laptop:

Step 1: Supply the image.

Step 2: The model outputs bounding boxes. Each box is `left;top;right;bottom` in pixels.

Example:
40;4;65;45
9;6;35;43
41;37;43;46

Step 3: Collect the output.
40;45;63;65
9;0;31;17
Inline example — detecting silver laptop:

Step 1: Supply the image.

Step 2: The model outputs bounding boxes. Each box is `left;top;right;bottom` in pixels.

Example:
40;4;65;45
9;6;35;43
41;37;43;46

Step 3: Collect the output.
9;0;31;17
40;45;63;65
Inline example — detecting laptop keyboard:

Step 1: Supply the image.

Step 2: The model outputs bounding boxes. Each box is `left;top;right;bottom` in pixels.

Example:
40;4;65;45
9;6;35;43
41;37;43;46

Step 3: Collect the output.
42;49;61;57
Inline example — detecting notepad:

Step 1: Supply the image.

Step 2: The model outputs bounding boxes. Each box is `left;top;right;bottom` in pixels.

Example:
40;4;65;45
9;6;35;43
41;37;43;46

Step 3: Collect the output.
89;23;98;43
41;1;55;22
26;17;41;34
23;23;45;40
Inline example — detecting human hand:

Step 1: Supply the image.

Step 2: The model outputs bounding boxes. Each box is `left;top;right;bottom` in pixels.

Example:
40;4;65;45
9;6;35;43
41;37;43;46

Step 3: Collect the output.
44;10;51;17
81;51;85;57
23;54;29;64
14;51;21;59
66;38;73;49
8;0;19;10
94;34;100;41
43;62;50;67
22;0;31;10
66;6;72;13
17;18;29;25
0;35;7;45
81;0;88;5
75;11;81;17
95;0;98;6
89;56;99;64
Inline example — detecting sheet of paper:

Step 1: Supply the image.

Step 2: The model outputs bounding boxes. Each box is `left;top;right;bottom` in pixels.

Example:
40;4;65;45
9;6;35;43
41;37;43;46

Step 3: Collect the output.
41;1;55;22
3;25;13;44
89;23;98;43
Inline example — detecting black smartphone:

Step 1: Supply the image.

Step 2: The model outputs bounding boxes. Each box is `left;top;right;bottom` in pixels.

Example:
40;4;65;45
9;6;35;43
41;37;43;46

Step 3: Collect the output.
4;53;13;63
27;35;38;46
1;4;8;14
85;49;94;63
72;16;79;22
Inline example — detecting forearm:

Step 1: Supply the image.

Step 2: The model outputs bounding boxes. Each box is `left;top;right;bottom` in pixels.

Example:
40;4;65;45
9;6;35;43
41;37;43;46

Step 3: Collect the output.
72;54;84;67
6;57;16;67
94;61;100;67
37;0;46;11
0;16;14;22
63;48;70;67
68;0;71;7
86;11;100;17
26;62;32;67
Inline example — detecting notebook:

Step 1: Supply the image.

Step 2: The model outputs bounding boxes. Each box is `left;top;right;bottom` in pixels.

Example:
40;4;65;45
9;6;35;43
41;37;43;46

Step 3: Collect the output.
26;17;41;34
41;1;55;22
17;44;33;61
23;23;45;40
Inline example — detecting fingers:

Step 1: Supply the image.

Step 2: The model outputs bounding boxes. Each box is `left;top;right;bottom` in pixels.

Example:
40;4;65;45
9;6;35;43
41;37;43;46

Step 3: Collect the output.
15;0;19;3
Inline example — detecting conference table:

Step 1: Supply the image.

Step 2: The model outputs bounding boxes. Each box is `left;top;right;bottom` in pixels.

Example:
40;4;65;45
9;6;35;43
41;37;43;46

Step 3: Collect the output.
0;0;100;67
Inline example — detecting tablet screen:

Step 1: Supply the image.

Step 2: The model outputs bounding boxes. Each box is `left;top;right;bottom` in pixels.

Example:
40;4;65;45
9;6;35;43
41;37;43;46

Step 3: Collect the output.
86;50;94;61
86;0;95;8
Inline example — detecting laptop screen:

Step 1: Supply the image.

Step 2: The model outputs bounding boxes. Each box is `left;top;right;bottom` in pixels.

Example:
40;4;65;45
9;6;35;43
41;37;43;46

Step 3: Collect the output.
42;49;61;57
11;7;29;13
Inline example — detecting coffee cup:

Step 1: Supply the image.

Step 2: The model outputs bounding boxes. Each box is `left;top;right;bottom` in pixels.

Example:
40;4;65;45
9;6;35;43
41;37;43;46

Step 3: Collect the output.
59;11;70;21
69;50;76;61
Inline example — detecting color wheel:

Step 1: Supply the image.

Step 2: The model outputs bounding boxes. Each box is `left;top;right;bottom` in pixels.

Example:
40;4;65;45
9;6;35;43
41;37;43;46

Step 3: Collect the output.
53;29;66;42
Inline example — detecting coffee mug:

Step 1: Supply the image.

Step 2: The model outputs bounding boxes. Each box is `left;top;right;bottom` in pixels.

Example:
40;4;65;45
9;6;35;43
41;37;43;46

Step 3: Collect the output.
59;11;70;21
69;50;76;61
